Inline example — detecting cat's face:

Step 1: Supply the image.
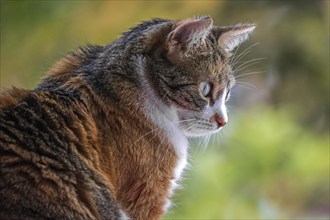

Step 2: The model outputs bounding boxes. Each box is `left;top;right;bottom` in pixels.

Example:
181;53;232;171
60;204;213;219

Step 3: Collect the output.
167;44;235;137
174;54;234;137
155;17;255;137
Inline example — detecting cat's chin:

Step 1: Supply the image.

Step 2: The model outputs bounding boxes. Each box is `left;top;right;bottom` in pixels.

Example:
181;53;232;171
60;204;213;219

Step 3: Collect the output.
182;127;222;137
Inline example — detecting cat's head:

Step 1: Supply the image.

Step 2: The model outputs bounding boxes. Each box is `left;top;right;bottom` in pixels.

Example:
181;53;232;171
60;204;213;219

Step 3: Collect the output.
146;17;255;137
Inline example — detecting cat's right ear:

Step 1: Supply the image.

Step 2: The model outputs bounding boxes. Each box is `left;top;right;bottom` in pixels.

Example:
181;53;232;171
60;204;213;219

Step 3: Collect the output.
167;17;213;55
213;24;256;52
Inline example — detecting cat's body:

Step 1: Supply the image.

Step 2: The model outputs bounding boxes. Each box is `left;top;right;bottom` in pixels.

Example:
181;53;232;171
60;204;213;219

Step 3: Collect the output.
0;17;255;219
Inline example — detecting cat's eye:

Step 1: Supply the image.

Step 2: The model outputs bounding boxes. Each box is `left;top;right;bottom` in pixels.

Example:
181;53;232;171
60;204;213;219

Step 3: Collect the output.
199;82;211;97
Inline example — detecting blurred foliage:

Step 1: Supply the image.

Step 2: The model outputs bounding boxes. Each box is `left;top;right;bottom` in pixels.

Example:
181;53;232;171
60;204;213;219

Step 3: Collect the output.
1;0;329;219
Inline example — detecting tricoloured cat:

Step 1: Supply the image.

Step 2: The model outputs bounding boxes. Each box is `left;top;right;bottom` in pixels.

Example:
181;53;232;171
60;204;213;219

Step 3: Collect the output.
0;17;255;219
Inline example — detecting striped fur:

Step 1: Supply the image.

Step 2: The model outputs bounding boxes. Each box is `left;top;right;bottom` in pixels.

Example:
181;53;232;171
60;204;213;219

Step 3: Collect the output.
0;17;255;220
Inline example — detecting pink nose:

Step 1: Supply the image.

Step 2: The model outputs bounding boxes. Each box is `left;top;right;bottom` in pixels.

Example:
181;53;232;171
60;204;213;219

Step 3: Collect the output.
214;114;227;128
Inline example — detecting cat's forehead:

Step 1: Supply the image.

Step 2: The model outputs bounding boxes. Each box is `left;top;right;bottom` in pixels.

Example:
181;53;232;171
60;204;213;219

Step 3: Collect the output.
192;40;232;79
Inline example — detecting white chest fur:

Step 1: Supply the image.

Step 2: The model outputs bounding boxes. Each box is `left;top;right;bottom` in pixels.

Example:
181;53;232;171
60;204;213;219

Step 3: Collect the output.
163;114;188;187
150;108;189;211
145;104;189;212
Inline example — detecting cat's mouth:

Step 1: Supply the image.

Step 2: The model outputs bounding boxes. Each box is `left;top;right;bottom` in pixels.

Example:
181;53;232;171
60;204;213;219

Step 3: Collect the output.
177;110;226;137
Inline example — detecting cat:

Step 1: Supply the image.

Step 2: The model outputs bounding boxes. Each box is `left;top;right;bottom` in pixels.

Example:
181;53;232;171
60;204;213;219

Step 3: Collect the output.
0;16;255;220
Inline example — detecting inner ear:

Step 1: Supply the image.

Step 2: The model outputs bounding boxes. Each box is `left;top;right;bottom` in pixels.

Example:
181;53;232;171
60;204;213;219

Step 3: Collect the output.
213;24;256;52
167;17;213;53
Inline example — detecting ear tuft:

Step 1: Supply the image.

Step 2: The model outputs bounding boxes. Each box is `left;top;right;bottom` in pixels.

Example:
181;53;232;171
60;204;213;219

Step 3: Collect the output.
215;24;256;52
168;17;213;52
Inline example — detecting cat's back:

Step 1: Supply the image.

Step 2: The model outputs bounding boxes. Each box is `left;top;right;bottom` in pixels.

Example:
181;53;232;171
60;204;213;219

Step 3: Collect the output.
0;87;82;153
0;88;122;219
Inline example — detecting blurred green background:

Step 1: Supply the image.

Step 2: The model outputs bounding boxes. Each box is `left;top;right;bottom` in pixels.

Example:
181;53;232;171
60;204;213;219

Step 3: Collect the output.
1;1;329;219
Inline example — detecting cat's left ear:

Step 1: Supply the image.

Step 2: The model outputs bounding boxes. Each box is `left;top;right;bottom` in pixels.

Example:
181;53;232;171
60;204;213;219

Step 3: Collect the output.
167;17;213;54
213;24;256;52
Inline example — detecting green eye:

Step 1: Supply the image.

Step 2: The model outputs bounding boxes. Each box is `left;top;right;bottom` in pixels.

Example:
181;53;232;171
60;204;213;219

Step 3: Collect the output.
199;82;211;97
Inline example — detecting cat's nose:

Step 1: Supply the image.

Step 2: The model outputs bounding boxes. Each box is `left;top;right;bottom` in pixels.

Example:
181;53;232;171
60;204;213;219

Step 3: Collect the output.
213;113;227;128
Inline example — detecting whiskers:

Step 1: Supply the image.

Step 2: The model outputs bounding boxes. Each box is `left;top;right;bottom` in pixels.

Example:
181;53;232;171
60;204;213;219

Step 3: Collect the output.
234;58;266;74
195;134;211;153
234;70;265;91
234;80;257;91
230;42;261;67
193;129;228;154
235;70;266;80
229;42;267;92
